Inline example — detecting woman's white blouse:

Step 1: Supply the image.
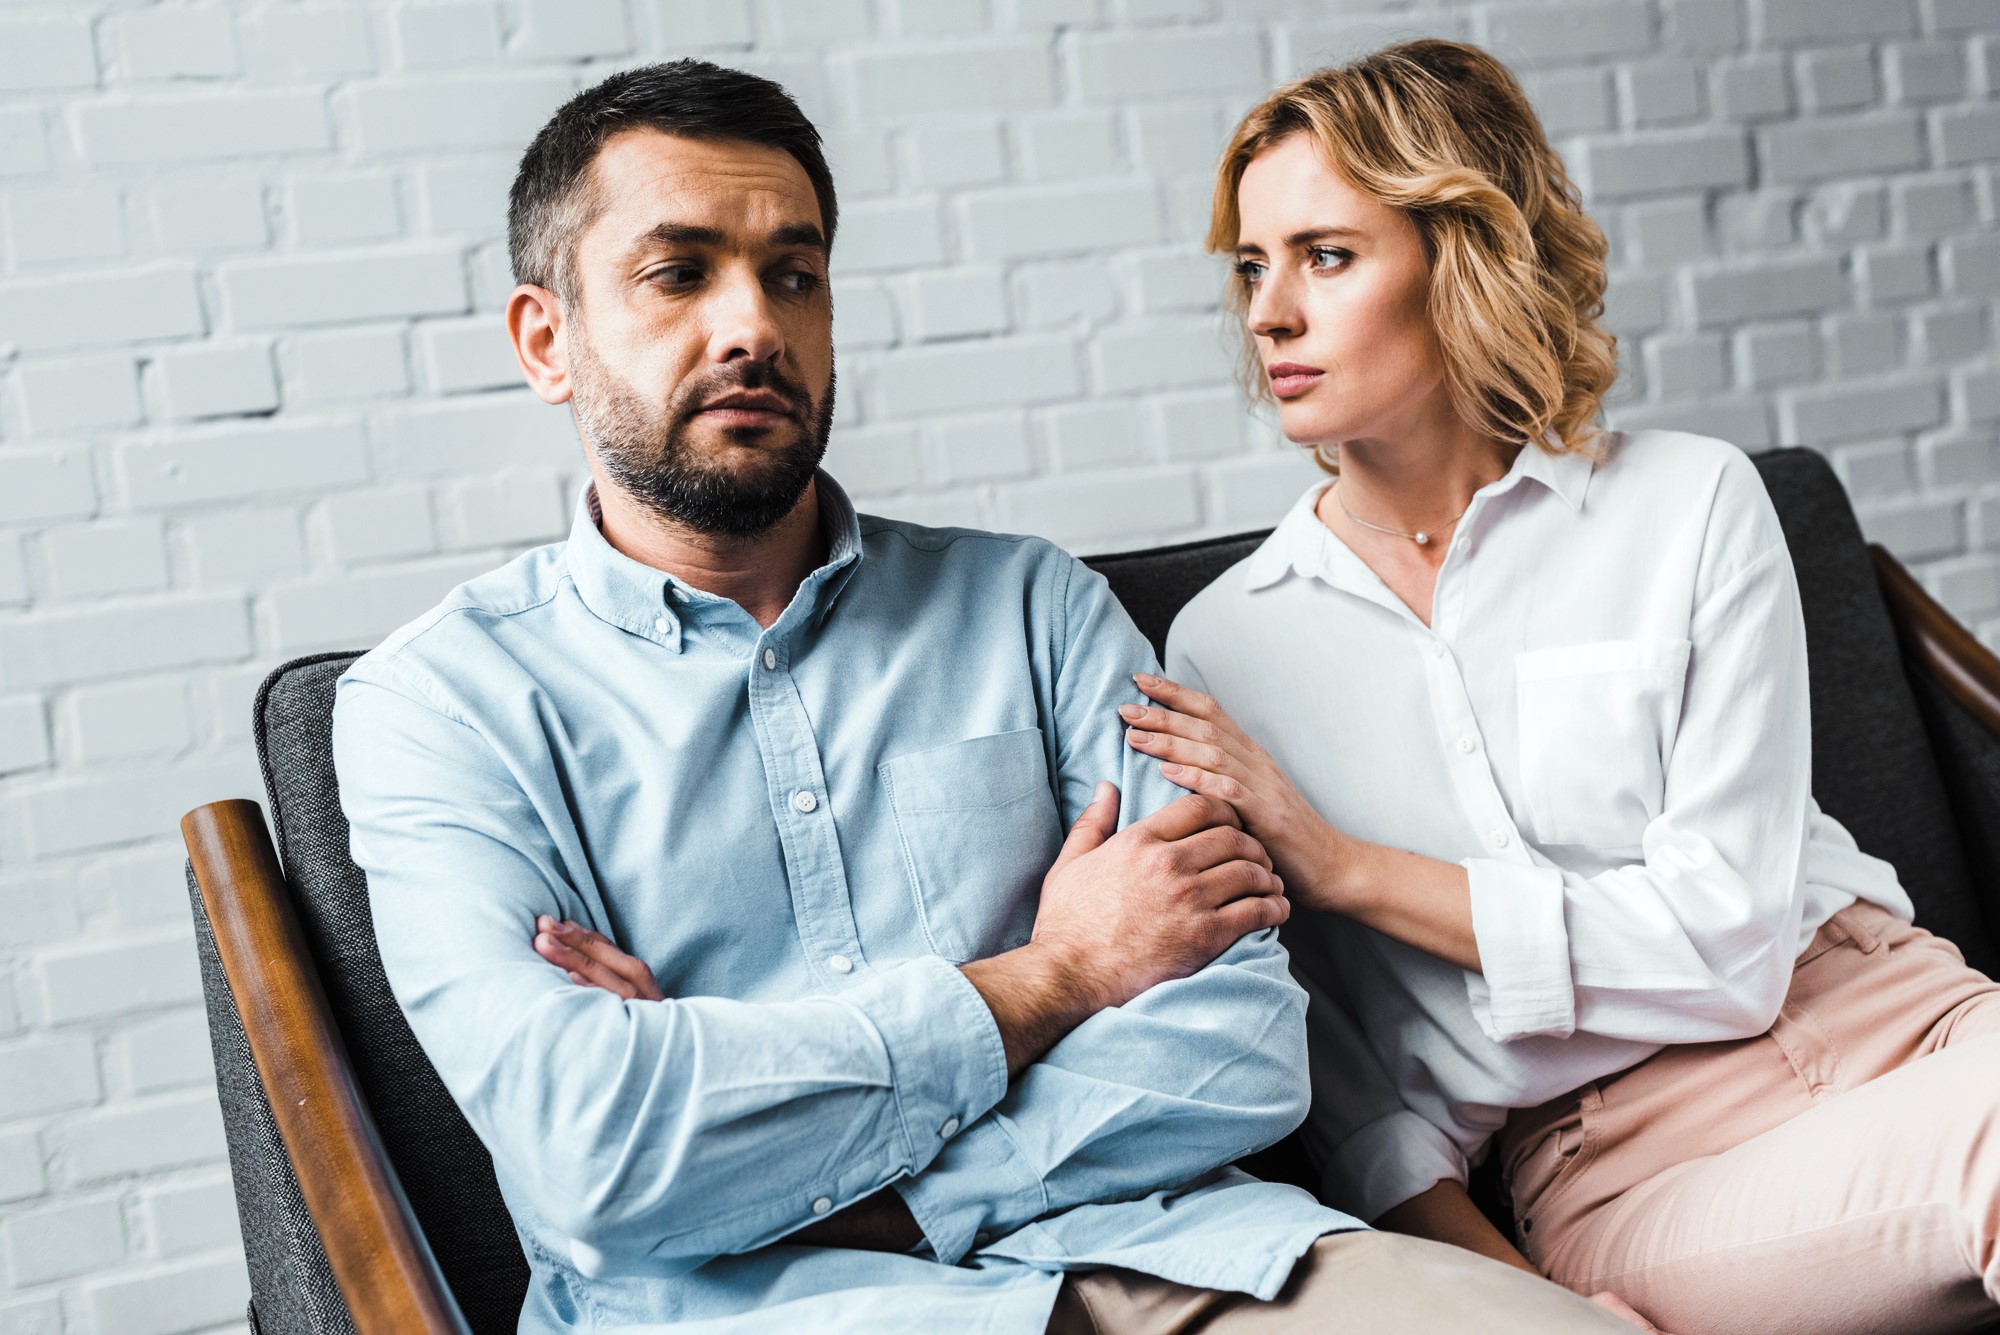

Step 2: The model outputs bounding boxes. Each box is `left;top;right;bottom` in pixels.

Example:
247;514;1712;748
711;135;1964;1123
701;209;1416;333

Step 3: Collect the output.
1163;429;1915;1224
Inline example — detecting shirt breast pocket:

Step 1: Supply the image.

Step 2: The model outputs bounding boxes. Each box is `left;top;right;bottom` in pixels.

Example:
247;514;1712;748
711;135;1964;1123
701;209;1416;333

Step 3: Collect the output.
1514;638;1692;851
879;728;1065;965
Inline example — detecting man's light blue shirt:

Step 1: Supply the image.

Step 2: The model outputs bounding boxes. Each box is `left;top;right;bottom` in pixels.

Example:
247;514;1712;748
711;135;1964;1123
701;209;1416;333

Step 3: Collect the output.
332;473;1359;1334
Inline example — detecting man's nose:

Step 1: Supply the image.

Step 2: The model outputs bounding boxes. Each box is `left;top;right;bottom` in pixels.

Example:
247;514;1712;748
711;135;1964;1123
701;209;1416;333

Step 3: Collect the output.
705;270;785;366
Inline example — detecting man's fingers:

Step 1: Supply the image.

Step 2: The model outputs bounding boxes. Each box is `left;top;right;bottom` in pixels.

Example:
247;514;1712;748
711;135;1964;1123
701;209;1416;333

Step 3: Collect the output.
1053;781;1121;869
1210;888;1291;943
1131;790;1241;843
1172;826;1272;874
1192;859;1285;906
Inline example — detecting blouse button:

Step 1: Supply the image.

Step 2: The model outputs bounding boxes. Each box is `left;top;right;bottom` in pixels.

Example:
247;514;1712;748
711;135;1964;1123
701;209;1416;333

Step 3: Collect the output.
1489;826;1511;849
1431;641;1447;659
1457;736;1477;755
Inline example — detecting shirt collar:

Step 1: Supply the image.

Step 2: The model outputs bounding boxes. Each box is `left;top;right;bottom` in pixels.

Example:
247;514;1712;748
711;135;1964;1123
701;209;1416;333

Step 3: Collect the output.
566;470;865;648
1239;435;1599;594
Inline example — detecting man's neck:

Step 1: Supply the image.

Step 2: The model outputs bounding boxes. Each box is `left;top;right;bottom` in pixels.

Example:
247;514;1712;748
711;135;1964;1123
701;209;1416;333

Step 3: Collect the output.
592;474;829;630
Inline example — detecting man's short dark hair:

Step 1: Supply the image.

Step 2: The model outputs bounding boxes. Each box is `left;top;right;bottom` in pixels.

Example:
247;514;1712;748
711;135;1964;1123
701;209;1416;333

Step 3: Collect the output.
508;60;838;300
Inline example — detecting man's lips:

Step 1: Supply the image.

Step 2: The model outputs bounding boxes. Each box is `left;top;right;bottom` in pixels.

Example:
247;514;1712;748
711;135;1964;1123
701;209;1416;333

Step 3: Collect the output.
1267;363;1324;400
695;389;798;425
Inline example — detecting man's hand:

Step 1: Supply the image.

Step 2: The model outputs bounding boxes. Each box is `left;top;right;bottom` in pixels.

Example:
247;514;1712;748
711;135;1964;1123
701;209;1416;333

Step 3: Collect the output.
532;917;664;1000
964;782;1288;1075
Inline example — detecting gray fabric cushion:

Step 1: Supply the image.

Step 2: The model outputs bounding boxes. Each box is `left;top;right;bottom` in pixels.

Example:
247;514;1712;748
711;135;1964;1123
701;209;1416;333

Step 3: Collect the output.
202;445;1996;1332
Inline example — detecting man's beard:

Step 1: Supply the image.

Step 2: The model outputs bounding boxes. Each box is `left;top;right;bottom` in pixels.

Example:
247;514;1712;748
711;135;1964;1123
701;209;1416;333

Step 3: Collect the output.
569;334;834;539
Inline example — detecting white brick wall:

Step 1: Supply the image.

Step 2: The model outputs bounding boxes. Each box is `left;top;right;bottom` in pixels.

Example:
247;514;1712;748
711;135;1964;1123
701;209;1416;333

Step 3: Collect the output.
2;1;1998;1329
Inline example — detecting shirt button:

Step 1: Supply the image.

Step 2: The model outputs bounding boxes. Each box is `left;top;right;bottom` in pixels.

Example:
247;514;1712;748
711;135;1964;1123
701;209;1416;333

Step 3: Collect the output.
669;587;686;601
939;1117;960;1138
811;1196;833;1215
653;617;671;634
827;953;853;974
1457;736;1477;754
1490;826;1511;848
792;789;818;814
762;648;777;670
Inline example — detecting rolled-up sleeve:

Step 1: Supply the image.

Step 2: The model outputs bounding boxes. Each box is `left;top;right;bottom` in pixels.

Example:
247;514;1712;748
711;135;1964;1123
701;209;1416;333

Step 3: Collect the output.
335;664;1010;1268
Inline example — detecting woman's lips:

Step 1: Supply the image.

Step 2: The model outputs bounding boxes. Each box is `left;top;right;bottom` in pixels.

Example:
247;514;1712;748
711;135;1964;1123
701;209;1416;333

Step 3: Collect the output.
1268;364;1324;400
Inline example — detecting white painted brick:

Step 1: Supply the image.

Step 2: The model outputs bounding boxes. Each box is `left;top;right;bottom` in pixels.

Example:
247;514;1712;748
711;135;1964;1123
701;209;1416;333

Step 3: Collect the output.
513;0;634;58
1118;248;1224;314
1517;68;1613;136
0;107;50;176
0;597;251;690
0;1128;44;1204
1915;304;1988;363
437;473;567;549
415;157;515;234
393;3;505;68
183;508;308;587
1483;3;1654;62
267;558;495;653
1718;188;1799;252
1836;438;1916;497
1578;128;1750;199
904;122;1007;189
43;519;169;601
239;5;375;79
1804;182;1887;244
1004;0;1104;24
1932;0;2000;32
85;1253;251;1335
871;336;1082;418
376;393;579;476
1608;395;1776;446
1154;389;1251;461
0;1036;98;1119
3;182;123;266
1715;56;1792;120
1858;494;1965;561
1928;553;2000;618
992;466;1200;550
219;247;468;328
1069;27;1266;100
833;279;897;349
20;760;251;858
891;270;1009;342
1603;271;1670;337
342;73;578;153
1127;103;1224;175
1665;0;1743;54
1209;449;1326;528
1937;105;2000;168
110;7;238;81
146;173;269;252
1784;373;1945;443
846;40;1056;117
0;16;98;92
1020;111;1124;181
0;266;205;352
109;1009;213;1099
1943;233;2000;296
285;173;404;246
0;538;24;607
1926;428;2000;488
1094;317;1230;394
2;1197;125;1287
75;847;196;930
63;679;193;763
924;412;1035;484
1627;198;1711;264
1761;113;1925;183
1757;0;1915;42
1648;333;1732;397
1276;14;1471;76
1041;400;1148;472
1886;40;1966;105
961;181;1162;260
0;696;51;775
0;871;79;951
1796;47;1878;112
1016;259;1122;328
645;0;757;48
15;355;143;435
1827;311;1907;375
826;129;895;197
1974;36;2000;98
831;199;946;274
1962;364;2000;421
1897;175;1979;235
141;1175;242;1257
416;316;521;393
0;1296;61;1335
281;327;412;402
75;90;331;165
826;424;921;494
0;450;97;526
1621;59;1703;125
155;342;280;421
890;0;986;36
1858;244;1936;304
119;420;370;508
1736;320;1820;386
1686;256;1847;325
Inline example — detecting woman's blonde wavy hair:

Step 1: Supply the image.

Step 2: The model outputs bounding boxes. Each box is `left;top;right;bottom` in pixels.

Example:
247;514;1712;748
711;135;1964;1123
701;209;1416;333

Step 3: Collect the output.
1209;39;1617;471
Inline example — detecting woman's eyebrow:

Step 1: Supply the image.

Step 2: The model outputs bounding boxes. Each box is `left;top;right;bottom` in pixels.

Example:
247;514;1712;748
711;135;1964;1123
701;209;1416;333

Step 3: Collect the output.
1284;226;1365;246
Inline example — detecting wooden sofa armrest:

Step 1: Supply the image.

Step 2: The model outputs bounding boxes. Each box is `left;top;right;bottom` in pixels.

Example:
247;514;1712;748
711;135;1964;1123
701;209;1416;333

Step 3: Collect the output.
182;799;472;1335
1872;544;2000;737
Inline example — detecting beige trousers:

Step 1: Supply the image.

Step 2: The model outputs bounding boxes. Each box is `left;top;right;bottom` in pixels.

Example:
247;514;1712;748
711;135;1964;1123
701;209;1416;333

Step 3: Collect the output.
1044;1230;1630;1333
1501;902;2000;1335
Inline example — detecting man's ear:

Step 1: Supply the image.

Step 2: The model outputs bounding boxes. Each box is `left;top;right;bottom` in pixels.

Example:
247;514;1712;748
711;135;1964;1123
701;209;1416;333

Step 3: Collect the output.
508;283;572;405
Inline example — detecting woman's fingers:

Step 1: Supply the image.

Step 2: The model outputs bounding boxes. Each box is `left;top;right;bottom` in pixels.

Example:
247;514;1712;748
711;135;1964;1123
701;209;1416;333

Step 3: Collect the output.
1587;1292;1664;1333
532;916;665;1001
1132;672;1222;721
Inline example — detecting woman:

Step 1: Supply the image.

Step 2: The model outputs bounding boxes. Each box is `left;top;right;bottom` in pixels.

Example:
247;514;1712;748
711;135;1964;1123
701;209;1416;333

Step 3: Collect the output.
1120;38;2000;1335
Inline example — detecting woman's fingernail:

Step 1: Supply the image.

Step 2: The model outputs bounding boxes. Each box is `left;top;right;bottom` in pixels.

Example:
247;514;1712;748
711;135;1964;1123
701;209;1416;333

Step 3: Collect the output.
1161;762;1184;777
1127;728;1151;743
1134;673;1159;687
1118;703;1143;719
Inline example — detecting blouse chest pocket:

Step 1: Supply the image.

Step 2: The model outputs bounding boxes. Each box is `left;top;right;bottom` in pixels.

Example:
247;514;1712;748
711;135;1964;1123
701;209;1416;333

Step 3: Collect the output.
1514;638;1692;851
879;728;1065;964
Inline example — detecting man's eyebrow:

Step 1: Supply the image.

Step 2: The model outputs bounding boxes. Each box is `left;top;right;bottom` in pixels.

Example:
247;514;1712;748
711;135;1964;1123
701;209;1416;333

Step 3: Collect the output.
769;223;828;252
637;222;727;249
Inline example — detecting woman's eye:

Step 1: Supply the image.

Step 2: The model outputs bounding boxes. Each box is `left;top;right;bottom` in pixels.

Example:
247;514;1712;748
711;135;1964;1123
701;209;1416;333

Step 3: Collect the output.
1233;258;1267;285
1308;246;1351;271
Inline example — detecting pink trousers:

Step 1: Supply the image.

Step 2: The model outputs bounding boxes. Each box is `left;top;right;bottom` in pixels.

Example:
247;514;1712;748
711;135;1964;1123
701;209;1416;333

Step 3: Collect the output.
1499;902;2000;1335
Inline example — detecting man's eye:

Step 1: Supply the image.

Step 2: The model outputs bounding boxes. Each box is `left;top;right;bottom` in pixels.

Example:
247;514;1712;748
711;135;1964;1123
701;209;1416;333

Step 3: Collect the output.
1232;259;1266;285
776;269;822;295
1308;247;1352;271
652;265;702;288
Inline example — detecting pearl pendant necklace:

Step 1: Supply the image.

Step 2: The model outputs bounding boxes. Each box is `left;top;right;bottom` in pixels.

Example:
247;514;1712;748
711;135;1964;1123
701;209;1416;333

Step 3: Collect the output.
1334;485;1469;547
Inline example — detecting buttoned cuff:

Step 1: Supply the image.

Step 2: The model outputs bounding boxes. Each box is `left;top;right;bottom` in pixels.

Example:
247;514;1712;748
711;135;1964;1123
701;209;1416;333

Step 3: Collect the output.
1463;858;1576;1041
893;1115;1047;1265
840;955;1010;1179
1324;1108;1469;1224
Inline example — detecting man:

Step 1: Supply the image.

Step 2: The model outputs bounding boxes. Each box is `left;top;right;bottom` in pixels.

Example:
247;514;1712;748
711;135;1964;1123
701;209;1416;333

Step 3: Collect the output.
333;60;1628;1333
